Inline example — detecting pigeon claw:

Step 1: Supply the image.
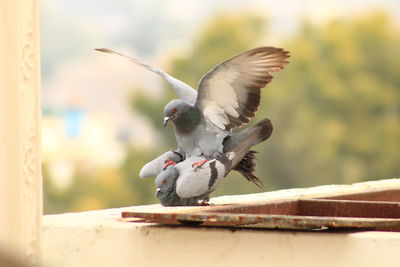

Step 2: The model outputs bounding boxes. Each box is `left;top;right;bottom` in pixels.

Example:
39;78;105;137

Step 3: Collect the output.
163;160;176;170
199;199;210;206
192;159;208;171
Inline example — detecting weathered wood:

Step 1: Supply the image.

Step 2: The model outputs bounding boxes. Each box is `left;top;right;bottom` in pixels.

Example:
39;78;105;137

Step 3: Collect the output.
122;187;400;230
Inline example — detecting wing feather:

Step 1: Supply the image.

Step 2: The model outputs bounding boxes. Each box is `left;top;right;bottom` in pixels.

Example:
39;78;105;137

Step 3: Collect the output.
95;48;197;104
196;47;289;130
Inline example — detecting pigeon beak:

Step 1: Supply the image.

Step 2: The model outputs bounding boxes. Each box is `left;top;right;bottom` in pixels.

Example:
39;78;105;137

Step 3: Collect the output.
156;188;161;197
163;116;171;127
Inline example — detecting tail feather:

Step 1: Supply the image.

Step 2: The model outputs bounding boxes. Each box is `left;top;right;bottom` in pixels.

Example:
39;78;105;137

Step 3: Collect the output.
223;118;273;152
220;118;272;187
251;118;273;146
233;150;264;188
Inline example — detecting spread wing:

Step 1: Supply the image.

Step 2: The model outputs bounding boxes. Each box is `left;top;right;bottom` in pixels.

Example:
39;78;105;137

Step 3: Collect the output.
195;47;289;130
95;48;198;104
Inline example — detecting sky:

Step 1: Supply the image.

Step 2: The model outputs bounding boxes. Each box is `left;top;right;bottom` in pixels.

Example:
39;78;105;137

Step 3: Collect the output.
41;0;400;80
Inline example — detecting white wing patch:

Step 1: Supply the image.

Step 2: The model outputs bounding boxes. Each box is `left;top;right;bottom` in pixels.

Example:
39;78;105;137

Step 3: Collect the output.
200;68;241;130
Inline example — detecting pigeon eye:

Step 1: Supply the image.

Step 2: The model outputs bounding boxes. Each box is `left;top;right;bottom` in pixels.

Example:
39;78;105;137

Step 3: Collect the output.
172;108;177;114
162;179;167;184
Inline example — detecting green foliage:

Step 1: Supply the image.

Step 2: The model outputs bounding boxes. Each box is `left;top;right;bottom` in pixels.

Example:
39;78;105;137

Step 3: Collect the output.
120;145;159;204
170;13;266;88
258;13;400;188
130;89;178;146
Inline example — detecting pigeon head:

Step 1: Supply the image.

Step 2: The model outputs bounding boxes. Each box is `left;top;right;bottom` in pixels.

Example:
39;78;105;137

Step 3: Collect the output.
163;99;187;126
163;100;201;132
155;166;200;206
155;166;180;206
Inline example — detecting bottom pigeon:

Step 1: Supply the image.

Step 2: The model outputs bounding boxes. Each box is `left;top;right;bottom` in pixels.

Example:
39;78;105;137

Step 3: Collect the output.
155;119;272;206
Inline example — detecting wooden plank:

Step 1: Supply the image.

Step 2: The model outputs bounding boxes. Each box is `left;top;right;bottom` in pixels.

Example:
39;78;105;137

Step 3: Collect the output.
299;199;400;218
122;211;400;230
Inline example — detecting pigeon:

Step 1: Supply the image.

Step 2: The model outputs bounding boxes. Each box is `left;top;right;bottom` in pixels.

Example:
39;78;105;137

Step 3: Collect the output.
96;47;289;165
155;118;272;206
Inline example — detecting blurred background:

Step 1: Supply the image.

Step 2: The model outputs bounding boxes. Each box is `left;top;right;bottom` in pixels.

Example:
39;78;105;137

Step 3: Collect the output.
41;0;400;214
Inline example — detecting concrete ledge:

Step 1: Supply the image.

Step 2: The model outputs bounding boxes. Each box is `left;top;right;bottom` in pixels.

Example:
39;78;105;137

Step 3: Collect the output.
42;178;400;267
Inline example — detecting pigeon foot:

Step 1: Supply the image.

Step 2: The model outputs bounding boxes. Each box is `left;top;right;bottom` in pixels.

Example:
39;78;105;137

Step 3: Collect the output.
192;159;208;170
199;199;210;206
163;160;176;170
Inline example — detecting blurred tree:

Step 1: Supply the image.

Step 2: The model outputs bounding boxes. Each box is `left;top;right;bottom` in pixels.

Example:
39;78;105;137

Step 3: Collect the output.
170;13;266;88
43;162;141;213
259;12;400;188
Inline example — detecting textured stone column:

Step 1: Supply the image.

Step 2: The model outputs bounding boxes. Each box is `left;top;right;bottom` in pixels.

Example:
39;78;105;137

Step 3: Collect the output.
0;0;42;265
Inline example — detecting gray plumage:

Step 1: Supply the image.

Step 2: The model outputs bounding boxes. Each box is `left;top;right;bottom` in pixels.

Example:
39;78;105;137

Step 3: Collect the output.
164;99;228;158
96;47;289;160
139;151;183;178
223;119;273;187
155;119;272;206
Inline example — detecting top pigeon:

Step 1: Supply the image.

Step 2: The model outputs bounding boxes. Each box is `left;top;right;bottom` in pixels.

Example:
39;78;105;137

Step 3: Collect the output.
96;47;289;159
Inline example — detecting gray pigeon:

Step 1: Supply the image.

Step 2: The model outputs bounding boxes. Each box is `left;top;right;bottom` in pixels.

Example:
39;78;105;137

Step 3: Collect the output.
155;118;272;206
96;47;289;163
